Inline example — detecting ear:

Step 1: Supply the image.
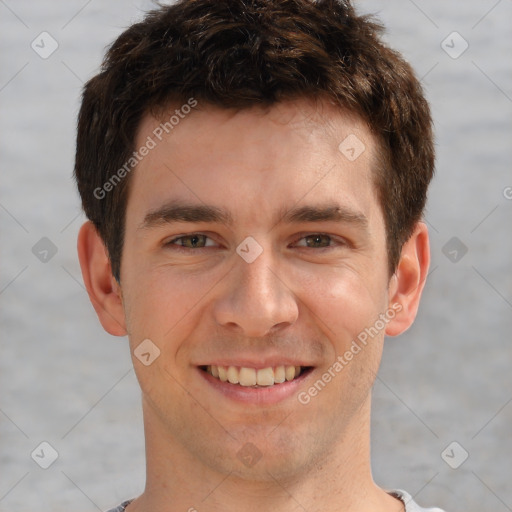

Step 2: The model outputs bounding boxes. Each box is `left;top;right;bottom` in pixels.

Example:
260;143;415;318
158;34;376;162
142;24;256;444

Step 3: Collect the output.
385;222;430;337
77;221;127;336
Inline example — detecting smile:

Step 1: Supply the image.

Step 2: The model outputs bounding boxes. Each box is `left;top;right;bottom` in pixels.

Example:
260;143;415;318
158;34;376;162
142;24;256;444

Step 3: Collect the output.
200;365;312;387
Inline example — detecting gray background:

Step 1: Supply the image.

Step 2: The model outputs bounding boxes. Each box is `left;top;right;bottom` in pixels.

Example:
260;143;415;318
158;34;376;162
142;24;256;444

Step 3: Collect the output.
1;1;511;510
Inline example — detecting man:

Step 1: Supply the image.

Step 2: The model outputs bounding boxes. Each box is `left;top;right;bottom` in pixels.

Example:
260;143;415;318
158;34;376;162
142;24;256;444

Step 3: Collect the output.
75;0;444;510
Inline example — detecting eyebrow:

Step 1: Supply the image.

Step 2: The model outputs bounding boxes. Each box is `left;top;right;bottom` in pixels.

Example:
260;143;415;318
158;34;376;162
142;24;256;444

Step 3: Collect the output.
140;202;233;229
139;201;368;230
279;204;368;228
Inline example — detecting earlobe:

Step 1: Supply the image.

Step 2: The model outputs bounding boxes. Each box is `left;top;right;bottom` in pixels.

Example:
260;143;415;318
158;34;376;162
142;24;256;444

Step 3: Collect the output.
385;222;430;337
77;221;127;337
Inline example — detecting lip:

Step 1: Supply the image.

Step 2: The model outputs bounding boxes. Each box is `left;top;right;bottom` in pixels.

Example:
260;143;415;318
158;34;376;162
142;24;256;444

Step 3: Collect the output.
197;365;314;405
195;358;312;369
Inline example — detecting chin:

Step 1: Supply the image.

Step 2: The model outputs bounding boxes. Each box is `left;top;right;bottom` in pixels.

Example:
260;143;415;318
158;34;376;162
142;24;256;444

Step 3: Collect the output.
208;428;317;483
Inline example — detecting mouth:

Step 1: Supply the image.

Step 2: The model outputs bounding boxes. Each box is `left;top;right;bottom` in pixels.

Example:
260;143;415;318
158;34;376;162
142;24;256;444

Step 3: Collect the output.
199;365;314;388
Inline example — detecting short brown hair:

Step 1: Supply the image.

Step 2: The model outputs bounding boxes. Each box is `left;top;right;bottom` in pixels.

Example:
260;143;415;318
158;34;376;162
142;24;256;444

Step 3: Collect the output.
74;0;434;281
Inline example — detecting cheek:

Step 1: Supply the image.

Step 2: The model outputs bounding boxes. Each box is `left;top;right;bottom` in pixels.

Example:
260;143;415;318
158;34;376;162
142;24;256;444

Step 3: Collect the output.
122;265;223;345
294;264;388;345
292;267;388;432
122;269;206;402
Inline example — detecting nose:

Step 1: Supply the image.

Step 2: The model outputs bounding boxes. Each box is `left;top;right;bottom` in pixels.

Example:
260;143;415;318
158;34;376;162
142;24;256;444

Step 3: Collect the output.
212;247;299;337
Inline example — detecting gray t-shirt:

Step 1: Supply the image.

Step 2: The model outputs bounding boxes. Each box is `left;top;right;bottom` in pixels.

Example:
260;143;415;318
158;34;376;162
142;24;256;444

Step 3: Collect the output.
106;489;445;511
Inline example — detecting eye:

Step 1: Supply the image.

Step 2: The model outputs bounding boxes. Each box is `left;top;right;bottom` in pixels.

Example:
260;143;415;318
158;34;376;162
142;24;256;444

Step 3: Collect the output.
295;233;334;248
165;234;217;249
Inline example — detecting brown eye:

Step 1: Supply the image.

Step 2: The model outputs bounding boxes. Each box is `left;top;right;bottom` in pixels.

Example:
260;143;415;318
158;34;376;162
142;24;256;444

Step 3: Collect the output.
302;234;332;248
169;234;211;248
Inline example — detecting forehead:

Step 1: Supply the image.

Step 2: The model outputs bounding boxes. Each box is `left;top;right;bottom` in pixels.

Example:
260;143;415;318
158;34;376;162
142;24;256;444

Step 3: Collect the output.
127;98;380;224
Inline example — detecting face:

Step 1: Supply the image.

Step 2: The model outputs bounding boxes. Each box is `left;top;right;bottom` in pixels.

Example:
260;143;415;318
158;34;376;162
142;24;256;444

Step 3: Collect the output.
118;99;398;480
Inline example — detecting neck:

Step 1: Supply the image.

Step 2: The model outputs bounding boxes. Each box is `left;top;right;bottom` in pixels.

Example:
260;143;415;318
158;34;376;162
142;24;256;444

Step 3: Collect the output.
128;394;403;512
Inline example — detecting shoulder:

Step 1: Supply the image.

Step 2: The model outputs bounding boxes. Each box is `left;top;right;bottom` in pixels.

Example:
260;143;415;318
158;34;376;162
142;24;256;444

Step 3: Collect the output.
389;489;446;512
106;494;445;512
104;500;133;512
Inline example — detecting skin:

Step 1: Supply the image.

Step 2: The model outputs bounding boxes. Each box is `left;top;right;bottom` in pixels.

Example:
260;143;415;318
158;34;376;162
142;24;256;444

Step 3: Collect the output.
78;98;430;512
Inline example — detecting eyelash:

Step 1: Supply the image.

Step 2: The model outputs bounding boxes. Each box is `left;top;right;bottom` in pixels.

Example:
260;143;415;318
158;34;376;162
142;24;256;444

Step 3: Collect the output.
164;233;217;249
164;233;348;250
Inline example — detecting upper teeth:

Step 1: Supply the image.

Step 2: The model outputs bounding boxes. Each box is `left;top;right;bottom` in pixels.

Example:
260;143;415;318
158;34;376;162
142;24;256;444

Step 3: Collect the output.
206;365;302;387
